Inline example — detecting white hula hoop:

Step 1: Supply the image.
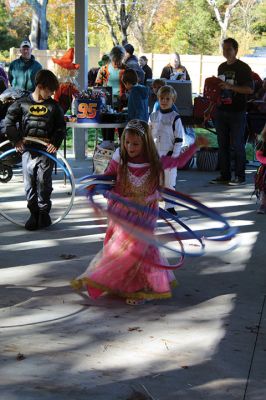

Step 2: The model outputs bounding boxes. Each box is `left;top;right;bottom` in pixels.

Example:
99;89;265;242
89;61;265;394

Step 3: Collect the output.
0;138;75;227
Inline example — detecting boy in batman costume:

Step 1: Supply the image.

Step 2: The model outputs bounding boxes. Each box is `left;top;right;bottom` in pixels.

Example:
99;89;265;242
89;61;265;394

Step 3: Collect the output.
5;69;66;230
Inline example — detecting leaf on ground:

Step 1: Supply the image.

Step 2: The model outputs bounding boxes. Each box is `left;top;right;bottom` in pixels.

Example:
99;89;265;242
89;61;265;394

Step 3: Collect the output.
16;353;26;361
128;327;143;332
60;254;77;260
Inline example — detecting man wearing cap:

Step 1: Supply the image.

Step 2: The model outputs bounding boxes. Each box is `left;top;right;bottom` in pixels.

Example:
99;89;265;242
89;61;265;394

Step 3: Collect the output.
124;43;145;84
8;40;42;92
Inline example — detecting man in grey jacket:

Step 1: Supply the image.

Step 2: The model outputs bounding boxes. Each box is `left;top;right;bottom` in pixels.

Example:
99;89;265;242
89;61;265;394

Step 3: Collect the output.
8;39;42;92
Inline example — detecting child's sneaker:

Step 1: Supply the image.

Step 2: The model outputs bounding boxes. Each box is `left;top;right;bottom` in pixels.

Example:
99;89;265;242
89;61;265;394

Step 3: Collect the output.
126;298;146;306
25;212;39;231
39;212;52;228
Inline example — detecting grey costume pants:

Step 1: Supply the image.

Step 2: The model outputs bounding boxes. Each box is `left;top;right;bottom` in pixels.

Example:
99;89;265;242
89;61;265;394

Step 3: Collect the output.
22;151;54;213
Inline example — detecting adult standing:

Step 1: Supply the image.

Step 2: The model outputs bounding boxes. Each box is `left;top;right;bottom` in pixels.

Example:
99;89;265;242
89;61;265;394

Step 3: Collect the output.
210;38;253;186
160;53;190;81
95;45;127;149
8;39;42;92
124;44;145;84
139;56;153;85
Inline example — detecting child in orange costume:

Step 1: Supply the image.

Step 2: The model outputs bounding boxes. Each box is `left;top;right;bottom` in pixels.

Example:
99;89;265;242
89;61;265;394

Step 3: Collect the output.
52;48;80;114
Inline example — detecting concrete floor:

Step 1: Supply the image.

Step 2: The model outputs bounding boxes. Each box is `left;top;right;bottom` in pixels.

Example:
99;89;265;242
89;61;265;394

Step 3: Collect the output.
0;158;265;400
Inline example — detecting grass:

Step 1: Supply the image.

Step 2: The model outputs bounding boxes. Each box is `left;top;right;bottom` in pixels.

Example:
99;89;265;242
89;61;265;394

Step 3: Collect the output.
194;127;255;161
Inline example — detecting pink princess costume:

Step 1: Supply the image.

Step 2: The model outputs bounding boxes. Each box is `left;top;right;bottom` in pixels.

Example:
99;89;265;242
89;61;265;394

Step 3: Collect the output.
72;144;197;301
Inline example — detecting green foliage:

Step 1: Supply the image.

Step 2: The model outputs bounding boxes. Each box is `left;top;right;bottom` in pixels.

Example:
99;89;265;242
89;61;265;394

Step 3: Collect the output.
2;0;266;55
144;0;219;54
251;0;266;39
175;0;219;54
0;1;31;51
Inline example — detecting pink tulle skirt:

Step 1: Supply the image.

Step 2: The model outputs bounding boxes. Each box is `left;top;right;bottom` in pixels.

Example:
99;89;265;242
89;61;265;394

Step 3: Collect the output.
72;199;176;300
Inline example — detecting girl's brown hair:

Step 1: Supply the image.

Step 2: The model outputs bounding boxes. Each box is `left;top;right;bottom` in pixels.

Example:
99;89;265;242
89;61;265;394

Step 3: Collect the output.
119;120;164;194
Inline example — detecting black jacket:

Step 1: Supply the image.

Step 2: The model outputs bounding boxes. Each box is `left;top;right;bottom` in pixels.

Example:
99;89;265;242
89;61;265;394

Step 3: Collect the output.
125;55;145;84
5;94;66;149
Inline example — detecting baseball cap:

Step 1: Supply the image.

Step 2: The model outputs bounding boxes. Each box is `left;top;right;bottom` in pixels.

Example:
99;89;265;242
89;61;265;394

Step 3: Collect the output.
124;44;134;55
20;40;31;48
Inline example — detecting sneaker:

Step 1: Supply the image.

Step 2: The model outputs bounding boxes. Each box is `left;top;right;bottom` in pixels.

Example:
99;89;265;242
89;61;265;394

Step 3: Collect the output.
126;298;146;306
39;212;52;228
166;207;179;216
228;177;246;186
25;213;39;231
210;176;230;185
257;205;265;214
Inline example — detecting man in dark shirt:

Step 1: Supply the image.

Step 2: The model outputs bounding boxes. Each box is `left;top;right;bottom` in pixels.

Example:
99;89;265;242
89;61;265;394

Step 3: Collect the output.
139;56;153;85
210;38;253;186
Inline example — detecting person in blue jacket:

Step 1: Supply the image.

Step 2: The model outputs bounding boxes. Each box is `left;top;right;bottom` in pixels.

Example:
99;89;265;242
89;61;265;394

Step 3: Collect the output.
8;39;42;92
122;68;149;122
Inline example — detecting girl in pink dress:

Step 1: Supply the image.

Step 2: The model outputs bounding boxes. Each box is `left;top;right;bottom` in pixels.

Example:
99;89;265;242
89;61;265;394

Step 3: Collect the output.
72;119;201;305
255;123;266;214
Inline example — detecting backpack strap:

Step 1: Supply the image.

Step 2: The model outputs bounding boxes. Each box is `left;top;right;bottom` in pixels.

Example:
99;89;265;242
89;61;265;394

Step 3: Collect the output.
172;115;183;143
172;115;180;133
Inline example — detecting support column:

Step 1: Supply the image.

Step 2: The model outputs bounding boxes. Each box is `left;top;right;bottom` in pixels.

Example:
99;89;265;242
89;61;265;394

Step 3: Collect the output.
73;0;88;160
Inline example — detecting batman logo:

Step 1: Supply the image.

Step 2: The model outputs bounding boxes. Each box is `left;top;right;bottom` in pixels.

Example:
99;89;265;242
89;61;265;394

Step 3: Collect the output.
29;105;48;116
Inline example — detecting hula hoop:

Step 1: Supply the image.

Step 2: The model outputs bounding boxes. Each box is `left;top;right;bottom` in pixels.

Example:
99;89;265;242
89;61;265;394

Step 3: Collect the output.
79;176;205;264
79;175;238;263
0;138;75;227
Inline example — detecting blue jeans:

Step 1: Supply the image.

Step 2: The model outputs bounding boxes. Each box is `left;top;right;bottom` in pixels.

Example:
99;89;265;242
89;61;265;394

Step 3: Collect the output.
215;109;246;181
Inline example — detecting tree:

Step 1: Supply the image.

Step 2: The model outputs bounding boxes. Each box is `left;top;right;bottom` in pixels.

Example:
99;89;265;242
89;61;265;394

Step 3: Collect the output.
0;1;31;51
147;0;218;54
206;0;241;49
130;0;164;52
25;0;49;49
47;0;75;50
89;0;138;45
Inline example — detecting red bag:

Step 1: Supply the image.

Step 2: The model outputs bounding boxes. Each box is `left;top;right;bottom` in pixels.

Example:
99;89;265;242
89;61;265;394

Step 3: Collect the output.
203;76;222;104
193;96;217;120
193;76;221;120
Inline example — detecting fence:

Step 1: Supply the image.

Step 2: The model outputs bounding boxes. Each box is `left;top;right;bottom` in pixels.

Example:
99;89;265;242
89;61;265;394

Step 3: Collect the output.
9;48;266;94
142;53;266;94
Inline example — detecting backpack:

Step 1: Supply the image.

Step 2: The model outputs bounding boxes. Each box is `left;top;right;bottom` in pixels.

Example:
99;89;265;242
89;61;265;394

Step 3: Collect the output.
203;76;222;104
193;76;222;121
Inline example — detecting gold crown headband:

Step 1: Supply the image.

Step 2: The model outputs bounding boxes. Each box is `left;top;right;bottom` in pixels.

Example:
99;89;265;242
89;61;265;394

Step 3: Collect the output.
125;120;146;136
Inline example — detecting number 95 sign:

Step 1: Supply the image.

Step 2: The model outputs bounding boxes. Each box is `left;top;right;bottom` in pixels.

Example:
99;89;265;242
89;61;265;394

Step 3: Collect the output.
77;101;98;120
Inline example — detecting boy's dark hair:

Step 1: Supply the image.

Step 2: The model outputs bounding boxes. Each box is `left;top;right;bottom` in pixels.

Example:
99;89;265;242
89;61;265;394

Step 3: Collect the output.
140;55;148;62
35;69;59;91
223;38;239;52
124;43;134;55
122;68;138;85
152;78;166;88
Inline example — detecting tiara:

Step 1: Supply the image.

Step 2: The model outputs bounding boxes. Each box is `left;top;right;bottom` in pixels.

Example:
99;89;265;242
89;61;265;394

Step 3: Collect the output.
125;120;146;136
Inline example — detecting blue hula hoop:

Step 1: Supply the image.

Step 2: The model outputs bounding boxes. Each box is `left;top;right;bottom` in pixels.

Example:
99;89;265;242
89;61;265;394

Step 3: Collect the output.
0;142;75;227
79;175;238;263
